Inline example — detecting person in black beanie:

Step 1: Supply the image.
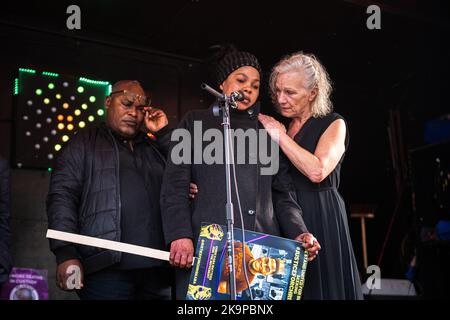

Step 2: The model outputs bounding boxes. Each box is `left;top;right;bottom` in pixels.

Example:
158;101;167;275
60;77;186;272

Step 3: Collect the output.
161;47;321;299
0;156;12;289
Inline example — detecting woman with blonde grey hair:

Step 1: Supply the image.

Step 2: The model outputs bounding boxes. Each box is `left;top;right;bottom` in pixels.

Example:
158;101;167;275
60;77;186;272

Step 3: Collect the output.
258;52;363;300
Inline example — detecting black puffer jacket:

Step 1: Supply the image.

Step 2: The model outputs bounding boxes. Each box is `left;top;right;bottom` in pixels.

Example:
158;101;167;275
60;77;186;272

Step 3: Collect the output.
0;157;12;284
47;124;171;274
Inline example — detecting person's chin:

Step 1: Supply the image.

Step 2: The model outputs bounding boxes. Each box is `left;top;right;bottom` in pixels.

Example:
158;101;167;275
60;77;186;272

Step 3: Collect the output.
280;109;294;118
237;101;252;110
120;126;137;138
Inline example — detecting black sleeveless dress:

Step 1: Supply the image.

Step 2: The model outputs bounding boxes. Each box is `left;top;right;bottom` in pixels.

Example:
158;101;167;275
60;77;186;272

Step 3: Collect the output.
288;112;363;300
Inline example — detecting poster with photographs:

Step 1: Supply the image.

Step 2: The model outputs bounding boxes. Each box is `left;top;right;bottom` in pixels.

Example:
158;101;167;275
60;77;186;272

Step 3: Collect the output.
187;223;308;300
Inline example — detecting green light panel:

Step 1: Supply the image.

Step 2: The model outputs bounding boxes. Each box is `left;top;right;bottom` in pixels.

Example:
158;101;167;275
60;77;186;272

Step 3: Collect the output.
14;78;19;95
14;67;111;169
42;71;59;77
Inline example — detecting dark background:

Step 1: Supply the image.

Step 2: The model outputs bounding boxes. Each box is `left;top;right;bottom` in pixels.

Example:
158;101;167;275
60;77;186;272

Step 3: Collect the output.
1;0;449;298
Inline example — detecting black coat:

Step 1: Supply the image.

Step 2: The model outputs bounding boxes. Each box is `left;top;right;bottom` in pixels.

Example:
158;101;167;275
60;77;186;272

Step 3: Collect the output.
46;124;170;274
0;157;12;284
161;103;308;247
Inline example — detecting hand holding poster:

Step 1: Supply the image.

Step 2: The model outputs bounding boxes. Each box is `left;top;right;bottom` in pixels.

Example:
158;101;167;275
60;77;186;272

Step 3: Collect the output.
187;223;308;300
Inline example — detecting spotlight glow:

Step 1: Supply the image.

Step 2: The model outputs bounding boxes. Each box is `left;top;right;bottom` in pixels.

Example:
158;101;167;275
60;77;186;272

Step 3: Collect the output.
44;98;50;104
35;89;42;95
97;109;104;116
56;94;62;99
89;96;96;103
88;116;95;122
48;83;55;90
82;103;88;110
67;115;73;122
79;121;86;128
57;115;64;121
62;135;69;142
57;123;65;130
63;103;69;109
74;109;81;116
67;124;74;131
77;86;84;93
54;144;62;151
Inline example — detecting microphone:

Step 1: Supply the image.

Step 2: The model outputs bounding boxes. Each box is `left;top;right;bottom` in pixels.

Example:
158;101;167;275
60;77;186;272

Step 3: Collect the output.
200;83;224;100
201;83;246;110
200;83;246;103
230;90;246;102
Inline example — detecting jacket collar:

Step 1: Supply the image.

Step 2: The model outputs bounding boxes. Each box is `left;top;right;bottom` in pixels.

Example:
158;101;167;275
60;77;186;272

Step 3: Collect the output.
231;101;260;120
101;122;148;144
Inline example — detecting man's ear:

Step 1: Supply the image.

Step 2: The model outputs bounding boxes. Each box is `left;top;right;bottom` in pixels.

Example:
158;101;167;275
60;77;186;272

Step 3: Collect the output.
105;96;111;110
219;83;224;91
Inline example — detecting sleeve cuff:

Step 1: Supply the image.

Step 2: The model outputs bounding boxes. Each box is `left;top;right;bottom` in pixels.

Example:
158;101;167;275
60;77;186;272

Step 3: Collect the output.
54;246;79;265
164;230;194;247
153;125;171;139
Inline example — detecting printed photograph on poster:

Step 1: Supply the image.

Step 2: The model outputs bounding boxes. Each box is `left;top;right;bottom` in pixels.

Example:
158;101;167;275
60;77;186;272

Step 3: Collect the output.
187;223;308;300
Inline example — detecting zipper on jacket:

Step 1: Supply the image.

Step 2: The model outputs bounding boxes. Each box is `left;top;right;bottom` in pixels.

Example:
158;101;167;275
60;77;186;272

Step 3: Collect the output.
107;128;122;263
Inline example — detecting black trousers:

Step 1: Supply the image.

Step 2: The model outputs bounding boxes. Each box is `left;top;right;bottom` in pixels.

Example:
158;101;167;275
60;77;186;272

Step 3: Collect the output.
175;267;202;300
77;266;173;300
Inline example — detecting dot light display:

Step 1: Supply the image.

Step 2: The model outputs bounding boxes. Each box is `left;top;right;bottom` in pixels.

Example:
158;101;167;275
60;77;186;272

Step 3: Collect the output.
14;68;111;169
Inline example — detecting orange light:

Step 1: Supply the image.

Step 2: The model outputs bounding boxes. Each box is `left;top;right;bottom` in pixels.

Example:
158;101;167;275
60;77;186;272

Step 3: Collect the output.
67;115;73;122
63;103;69;109
57;115;64;121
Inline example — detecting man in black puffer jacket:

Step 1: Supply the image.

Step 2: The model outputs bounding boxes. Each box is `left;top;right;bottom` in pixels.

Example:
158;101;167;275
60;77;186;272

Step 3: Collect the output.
0;156;12;289
47;80;173;299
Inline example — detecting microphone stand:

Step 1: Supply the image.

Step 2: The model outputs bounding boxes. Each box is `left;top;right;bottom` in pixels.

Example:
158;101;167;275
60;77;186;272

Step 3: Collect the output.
201;83;237;300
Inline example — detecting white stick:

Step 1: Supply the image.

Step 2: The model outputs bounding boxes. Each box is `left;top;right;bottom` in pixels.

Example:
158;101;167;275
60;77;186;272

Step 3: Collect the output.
46;229;170;262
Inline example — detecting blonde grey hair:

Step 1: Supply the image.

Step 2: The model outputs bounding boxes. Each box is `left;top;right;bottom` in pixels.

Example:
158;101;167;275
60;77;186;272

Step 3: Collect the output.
269;52;333;118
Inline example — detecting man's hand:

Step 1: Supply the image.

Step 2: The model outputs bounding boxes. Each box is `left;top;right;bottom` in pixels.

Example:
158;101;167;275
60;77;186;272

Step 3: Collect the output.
295;233;321;262
144;107;168;133
189;183;198;199
170;238;194;269
56;259;84;291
